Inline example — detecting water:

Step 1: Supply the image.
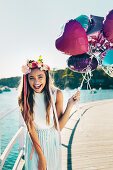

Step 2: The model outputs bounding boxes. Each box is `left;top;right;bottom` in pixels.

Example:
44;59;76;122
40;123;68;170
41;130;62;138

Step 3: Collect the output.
0;89;19;170
0;88;113;169
62;88;113;109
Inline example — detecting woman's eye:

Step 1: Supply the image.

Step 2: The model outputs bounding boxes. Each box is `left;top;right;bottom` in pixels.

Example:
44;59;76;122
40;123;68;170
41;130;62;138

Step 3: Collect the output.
29;76;43;80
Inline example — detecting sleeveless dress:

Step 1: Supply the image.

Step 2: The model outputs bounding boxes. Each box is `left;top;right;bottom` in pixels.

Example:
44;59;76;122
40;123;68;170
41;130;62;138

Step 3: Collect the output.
25;87;62;170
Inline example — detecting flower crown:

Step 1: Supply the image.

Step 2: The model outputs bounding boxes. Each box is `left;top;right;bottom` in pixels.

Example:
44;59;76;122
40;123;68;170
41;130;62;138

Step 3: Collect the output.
22;56;50;74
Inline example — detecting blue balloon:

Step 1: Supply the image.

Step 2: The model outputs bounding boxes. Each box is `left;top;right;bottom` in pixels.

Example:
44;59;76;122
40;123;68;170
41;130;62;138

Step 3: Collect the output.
75;15;89;31
103;49;113;65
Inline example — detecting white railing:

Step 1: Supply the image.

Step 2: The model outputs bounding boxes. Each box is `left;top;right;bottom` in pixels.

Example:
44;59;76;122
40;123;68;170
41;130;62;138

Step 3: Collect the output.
12;149;24;170
0;106;18;121
0;106;25;170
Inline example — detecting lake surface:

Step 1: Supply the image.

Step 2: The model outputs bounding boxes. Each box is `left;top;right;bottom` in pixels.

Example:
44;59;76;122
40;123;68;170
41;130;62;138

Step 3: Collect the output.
0;88;113;169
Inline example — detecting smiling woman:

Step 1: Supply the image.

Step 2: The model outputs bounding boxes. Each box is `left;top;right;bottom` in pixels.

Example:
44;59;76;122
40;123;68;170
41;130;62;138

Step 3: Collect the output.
18;57;80;170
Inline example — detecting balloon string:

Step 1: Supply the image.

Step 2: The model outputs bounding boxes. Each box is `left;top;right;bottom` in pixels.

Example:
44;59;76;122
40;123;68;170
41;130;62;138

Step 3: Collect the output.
79;72;87;90
78;64;92;91
76;66;92;125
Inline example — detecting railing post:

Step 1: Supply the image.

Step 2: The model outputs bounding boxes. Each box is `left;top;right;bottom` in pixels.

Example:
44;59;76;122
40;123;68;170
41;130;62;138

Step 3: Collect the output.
19;111;25;153
99;89;101;100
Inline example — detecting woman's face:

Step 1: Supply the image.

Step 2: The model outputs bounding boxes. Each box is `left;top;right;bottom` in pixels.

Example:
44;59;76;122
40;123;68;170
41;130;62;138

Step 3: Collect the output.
28;68;46;93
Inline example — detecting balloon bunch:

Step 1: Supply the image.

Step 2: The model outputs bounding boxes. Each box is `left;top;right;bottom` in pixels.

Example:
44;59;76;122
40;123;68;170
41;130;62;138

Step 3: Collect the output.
55;10;113;79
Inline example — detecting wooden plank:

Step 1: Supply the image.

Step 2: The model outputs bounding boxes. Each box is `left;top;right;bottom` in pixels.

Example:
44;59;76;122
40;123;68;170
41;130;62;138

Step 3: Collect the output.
61;99;113;170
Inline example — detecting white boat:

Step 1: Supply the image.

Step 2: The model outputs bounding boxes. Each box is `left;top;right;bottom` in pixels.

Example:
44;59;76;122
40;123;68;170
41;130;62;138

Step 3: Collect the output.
0;86;11;92
90;88;97;94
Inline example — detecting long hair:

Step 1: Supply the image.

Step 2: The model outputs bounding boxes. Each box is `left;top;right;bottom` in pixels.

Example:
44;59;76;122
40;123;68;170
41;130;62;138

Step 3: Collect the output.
18;69;52;126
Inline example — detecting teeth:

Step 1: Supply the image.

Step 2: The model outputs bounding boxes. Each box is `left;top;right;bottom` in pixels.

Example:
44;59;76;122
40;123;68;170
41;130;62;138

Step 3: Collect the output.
35;85;41;88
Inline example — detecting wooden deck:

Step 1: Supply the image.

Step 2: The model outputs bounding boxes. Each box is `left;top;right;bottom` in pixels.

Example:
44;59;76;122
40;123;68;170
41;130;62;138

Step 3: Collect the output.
18;99;113;170
61;99;113;170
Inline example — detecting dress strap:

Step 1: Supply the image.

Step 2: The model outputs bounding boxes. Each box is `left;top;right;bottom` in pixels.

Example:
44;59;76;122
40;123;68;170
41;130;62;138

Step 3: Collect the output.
50;86;61;144
51;87;58;102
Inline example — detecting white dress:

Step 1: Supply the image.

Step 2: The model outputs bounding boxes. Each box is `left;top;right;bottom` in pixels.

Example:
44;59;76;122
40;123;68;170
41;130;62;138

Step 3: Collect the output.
25;87;62;170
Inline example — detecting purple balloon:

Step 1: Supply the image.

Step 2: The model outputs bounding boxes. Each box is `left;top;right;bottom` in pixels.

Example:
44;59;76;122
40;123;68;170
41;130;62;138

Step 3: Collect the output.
67;53;98;73
55;20;88;56
103;9;113;43
87;15;104;35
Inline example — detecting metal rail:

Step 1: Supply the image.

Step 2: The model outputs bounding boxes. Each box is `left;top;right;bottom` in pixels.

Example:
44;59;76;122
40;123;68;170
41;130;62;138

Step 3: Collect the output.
0;106;18;121
12;149;24;170
0;106;25;170
0;126;24;169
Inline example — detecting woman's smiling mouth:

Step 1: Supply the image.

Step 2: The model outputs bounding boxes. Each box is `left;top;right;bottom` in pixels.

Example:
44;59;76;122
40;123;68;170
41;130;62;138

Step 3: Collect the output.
33;84;42;89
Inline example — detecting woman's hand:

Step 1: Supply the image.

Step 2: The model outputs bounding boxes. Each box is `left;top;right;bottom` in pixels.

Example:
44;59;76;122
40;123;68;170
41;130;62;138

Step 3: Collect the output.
67;90;80;108
38;155;47;170
57;89;80;130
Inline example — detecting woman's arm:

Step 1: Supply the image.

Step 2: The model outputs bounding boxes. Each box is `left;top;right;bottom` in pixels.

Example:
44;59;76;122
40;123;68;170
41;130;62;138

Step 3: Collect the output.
55;89;80;131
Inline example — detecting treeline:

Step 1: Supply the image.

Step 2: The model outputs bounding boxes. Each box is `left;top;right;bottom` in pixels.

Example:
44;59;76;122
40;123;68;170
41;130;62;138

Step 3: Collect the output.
52;68;113;89
0;68;113;89
0;76;21;88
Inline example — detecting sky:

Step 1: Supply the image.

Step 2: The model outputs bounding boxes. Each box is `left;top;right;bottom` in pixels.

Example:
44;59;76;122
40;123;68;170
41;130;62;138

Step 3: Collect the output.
0;0;113;78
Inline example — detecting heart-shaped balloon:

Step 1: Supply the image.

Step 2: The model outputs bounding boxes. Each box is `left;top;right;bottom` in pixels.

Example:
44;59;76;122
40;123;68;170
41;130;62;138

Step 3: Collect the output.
55;20;88;56
67;53;98;73
87;15;104;35
102;49;113;65
75;15;89;31
103;9;113;43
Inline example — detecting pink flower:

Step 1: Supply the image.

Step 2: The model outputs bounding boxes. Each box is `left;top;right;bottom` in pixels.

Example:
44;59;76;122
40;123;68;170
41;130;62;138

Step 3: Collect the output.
22;65;31;74
31;62;43;69
32;62;38;68
21;59;50;75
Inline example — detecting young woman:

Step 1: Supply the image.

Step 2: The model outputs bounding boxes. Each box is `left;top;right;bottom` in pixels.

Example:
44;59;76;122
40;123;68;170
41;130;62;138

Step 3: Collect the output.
18;57;80;170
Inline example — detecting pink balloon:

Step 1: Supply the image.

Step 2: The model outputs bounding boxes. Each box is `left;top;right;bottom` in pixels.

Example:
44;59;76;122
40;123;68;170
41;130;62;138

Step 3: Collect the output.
103;10;113;43
55;20;88;55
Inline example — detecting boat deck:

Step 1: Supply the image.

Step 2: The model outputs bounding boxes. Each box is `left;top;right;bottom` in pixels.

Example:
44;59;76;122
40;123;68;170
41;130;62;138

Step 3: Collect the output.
61;99;113;170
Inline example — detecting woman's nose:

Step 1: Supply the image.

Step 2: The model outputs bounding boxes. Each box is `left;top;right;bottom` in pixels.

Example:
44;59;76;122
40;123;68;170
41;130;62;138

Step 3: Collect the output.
34;79;38;84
